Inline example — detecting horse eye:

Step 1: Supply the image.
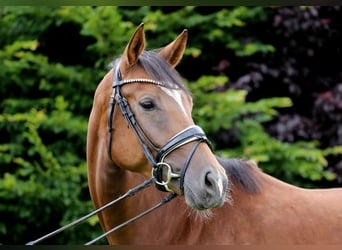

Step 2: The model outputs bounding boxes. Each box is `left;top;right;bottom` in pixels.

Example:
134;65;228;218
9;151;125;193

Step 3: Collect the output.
139;99;156;110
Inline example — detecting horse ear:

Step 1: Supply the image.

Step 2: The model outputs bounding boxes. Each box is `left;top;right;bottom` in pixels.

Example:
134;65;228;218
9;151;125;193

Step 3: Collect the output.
122;23;145;67
159;29;188;67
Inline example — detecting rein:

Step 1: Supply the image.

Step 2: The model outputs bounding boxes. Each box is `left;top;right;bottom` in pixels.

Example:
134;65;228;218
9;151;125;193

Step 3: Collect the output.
85;192;177;245
26;178;176;245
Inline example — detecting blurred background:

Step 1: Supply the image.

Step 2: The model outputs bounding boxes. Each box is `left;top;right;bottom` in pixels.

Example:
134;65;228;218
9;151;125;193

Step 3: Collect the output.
0;6;341;244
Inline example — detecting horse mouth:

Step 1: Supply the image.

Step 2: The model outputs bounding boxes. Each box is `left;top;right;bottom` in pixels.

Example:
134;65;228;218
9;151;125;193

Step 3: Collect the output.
183;183;228;210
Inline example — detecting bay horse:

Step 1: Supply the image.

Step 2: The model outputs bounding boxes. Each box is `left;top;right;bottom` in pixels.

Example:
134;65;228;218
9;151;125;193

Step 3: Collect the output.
87;23;342;244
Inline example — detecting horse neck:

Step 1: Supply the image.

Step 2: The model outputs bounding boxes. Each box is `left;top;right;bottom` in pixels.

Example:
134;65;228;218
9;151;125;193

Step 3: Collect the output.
89;158;155;243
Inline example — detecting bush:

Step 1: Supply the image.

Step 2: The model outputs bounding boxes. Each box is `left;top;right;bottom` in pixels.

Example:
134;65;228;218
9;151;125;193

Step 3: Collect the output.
187;76;340;187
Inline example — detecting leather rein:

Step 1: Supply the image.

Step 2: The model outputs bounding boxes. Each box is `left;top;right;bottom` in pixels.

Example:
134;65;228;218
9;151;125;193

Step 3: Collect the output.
26;60;212;245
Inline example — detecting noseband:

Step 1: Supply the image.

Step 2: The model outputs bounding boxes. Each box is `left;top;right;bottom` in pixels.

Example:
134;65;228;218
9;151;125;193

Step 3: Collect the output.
107;61;212;193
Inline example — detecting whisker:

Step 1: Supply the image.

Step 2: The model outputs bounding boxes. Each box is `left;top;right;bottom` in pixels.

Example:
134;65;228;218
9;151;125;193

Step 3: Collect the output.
224;182;234;206
186;207;213;223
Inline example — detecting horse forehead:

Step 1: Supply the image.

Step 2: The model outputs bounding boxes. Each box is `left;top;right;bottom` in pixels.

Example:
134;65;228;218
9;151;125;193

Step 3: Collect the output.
123;66;190;116
160;87;189;117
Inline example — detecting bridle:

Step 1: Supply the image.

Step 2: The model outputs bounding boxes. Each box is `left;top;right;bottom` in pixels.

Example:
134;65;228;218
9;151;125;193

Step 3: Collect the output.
26;59;213;245
107;60;212;193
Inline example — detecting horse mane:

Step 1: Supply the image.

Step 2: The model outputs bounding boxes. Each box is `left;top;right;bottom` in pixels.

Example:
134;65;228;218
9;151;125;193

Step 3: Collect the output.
111;50;191;95
216;156;263;194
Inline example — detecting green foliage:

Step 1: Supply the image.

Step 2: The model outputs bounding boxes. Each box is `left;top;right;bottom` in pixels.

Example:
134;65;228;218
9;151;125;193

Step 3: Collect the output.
131;6;273;59
0;6;109;244
223;120;339;187
57;6;133;68
0;99;104;243
187;76;340;187
189;75;292;132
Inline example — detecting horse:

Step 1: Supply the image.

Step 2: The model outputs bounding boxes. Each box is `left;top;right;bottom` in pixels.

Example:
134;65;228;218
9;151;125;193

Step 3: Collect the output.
87;23;342;244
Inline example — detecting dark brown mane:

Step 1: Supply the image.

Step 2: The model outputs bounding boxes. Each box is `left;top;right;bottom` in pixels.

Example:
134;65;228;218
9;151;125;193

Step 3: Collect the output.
216;156;263;193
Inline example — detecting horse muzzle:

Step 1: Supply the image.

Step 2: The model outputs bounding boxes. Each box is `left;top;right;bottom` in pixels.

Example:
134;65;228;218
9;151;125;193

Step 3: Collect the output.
183;167;228;210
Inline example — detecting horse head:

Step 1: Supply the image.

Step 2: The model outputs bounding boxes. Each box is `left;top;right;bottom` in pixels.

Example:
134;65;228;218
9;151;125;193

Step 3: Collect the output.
107;23;228;210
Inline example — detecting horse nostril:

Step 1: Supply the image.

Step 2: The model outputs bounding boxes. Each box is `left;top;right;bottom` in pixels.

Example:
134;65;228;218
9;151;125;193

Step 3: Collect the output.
205;172;215;188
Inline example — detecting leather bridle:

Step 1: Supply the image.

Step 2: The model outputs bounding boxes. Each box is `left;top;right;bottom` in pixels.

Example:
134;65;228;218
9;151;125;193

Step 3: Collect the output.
25;60;213;245
25;60;214;245
107;60;212;193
